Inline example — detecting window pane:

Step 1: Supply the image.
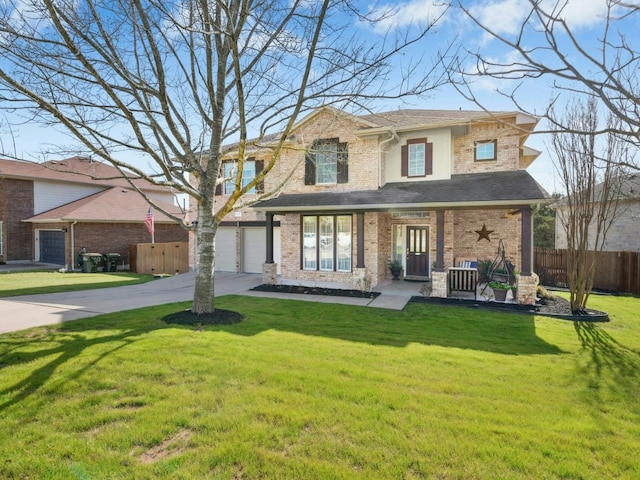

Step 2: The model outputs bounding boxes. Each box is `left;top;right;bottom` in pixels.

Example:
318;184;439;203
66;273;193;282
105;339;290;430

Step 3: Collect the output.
391;225;403;262
319;216;334;271
242;161;256;193
336;216;351;272
223;163;235;195
302;216;317;270
476;142;495;160
408;143;425;176
316;142;338;184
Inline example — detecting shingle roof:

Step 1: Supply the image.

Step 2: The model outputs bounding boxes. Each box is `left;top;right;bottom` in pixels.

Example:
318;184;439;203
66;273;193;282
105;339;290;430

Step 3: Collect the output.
24;187;183;223
253;171;549;212
0;156;169;192
357;109;521;129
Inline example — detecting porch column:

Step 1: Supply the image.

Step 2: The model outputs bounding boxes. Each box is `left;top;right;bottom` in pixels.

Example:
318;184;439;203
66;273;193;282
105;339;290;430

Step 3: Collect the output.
516;205;537;305
435;209;445;272
520;206;532;276
431;209;448;298
265;213;274;264
262;213;277;285
356;212;365;268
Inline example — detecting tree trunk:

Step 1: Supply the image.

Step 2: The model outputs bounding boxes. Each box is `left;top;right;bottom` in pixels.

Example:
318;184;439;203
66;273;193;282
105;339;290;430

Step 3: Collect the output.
192;200;218;314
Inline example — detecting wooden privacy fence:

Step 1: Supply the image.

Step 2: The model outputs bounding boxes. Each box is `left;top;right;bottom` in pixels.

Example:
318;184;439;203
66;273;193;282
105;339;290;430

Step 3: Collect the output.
534;248;640;295
130;242;189;275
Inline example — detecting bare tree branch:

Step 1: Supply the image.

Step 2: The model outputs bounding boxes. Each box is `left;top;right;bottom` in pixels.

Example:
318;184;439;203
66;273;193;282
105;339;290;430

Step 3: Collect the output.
0;0;450;314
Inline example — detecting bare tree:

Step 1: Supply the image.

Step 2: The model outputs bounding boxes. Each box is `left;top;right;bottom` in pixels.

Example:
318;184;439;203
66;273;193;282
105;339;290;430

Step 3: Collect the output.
552;98;631;314
0;0;450;315
453;0;639;166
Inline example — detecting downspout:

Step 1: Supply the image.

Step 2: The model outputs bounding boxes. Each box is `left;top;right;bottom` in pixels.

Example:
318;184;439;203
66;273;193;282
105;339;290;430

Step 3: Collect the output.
70;220;78;272
378;129;399;188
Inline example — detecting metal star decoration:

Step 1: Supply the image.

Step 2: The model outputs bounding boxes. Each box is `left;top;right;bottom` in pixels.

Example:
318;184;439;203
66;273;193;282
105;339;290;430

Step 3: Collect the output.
475;223;494;242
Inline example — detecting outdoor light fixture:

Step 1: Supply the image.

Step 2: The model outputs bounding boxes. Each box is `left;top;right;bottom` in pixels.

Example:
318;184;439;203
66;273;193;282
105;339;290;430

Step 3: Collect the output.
61;227;68;233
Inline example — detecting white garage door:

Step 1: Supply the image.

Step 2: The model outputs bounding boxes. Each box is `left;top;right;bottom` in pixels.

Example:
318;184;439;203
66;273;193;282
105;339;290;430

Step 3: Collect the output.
242;227;281;274
215;227;237;272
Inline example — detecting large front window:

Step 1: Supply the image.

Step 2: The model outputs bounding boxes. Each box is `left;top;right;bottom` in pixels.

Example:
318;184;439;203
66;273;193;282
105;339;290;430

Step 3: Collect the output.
302;215;351;272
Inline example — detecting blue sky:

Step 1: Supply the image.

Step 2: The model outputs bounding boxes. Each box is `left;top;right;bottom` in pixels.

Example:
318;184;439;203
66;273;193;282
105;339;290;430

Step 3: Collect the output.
1;0;638;194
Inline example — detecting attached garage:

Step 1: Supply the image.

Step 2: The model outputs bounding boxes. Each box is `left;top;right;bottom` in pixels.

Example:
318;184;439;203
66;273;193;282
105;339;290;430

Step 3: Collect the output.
38;230;66;265
242;227;281;274
215;225;281;274
215;227;238;272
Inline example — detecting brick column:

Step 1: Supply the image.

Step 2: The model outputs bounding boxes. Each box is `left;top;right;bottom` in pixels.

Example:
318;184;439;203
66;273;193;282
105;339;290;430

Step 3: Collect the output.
516;272;538;305
431;270;448;298
262;263;277;285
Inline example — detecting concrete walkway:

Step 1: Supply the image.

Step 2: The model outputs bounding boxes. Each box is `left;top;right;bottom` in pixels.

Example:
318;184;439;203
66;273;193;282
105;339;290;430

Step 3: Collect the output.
0;270;424;334
243;277;422;311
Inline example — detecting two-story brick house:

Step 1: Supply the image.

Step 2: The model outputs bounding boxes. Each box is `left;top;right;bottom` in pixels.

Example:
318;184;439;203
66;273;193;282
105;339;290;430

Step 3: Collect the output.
0;156;187;269
211;106;548;304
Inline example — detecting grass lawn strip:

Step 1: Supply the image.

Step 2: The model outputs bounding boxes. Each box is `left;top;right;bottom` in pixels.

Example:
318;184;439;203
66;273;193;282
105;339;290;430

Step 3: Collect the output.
0;294;638;478
0;271;154;297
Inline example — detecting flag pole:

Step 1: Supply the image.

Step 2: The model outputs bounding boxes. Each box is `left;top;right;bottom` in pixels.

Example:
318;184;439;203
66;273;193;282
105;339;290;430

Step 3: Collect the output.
145;207;155;244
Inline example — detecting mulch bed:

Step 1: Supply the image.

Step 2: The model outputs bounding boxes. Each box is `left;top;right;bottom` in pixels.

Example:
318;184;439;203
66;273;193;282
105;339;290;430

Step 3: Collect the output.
251;283;381;299
163;309;244;326
163;286;609;325
410;294;609;322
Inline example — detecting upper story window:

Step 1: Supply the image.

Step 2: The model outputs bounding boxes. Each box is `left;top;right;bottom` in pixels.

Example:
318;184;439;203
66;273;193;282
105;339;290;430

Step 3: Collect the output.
401;138;433;178
475;140;497;161
217;158;263;195
305;138;348;185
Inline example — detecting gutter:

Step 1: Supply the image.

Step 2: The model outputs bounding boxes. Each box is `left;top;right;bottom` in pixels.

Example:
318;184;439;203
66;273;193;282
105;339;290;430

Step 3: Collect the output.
70;220;78;272
252;198;547;214
378;130;399;188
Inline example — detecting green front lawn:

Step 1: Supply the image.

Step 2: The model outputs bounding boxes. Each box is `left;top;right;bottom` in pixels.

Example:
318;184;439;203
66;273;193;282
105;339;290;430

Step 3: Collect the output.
0;271;154;297
0;294;638;479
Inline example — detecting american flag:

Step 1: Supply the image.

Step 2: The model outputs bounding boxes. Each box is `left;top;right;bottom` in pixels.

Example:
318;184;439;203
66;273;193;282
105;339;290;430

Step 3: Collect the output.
145;207;154;235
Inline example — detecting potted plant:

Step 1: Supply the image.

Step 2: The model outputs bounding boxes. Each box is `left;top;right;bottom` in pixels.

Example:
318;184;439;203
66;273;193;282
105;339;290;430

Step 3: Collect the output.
389;259;403;280
488;280;515;302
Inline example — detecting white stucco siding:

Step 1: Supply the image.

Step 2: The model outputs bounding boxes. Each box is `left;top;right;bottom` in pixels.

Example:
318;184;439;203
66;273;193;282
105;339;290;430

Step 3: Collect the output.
384;128;452;183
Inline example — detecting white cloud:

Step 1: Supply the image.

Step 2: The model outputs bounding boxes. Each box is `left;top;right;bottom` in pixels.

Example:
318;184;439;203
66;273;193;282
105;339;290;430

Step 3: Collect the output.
469;0;621;36
468;0;530;36
367;0;449;33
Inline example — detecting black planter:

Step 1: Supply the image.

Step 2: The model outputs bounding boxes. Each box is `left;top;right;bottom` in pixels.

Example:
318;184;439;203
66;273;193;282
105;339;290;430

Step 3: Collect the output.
492;288;508;302
390;267;402;280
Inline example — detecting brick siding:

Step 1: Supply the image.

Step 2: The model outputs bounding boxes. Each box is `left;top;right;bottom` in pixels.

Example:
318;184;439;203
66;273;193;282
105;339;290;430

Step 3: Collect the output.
0;178;34;261
453;119;522;174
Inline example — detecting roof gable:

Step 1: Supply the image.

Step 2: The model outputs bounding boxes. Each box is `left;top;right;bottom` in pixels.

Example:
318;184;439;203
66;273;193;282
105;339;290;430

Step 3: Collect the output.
25;187;183;223
0;156;169;193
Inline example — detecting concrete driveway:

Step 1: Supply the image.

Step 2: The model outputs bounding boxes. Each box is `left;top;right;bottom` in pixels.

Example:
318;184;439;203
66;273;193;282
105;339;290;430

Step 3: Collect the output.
0;271;261;334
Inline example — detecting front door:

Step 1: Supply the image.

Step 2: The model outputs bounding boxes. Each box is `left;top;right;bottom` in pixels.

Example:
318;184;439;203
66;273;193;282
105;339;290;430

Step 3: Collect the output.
406;226;429;276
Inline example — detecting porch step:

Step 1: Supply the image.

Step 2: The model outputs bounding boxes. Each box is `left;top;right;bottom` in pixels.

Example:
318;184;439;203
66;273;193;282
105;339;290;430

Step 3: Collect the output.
403;276;430;282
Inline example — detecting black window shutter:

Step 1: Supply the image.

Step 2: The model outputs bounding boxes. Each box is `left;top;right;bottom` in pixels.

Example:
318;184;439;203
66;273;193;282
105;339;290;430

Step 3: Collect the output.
425;143;433;175
401;145;408;177
304;153;316;185
337;141;348;184
253;159;264;193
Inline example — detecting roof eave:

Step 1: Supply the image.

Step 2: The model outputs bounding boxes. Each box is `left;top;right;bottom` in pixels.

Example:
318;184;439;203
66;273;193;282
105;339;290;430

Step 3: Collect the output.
253;198;549;213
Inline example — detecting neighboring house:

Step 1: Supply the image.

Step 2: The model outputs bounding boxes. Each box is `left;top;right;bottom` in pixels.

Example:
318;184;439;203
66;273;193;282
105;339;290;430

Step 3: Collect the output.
0;156;187;269
209;106;548;304
555;174;640;252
